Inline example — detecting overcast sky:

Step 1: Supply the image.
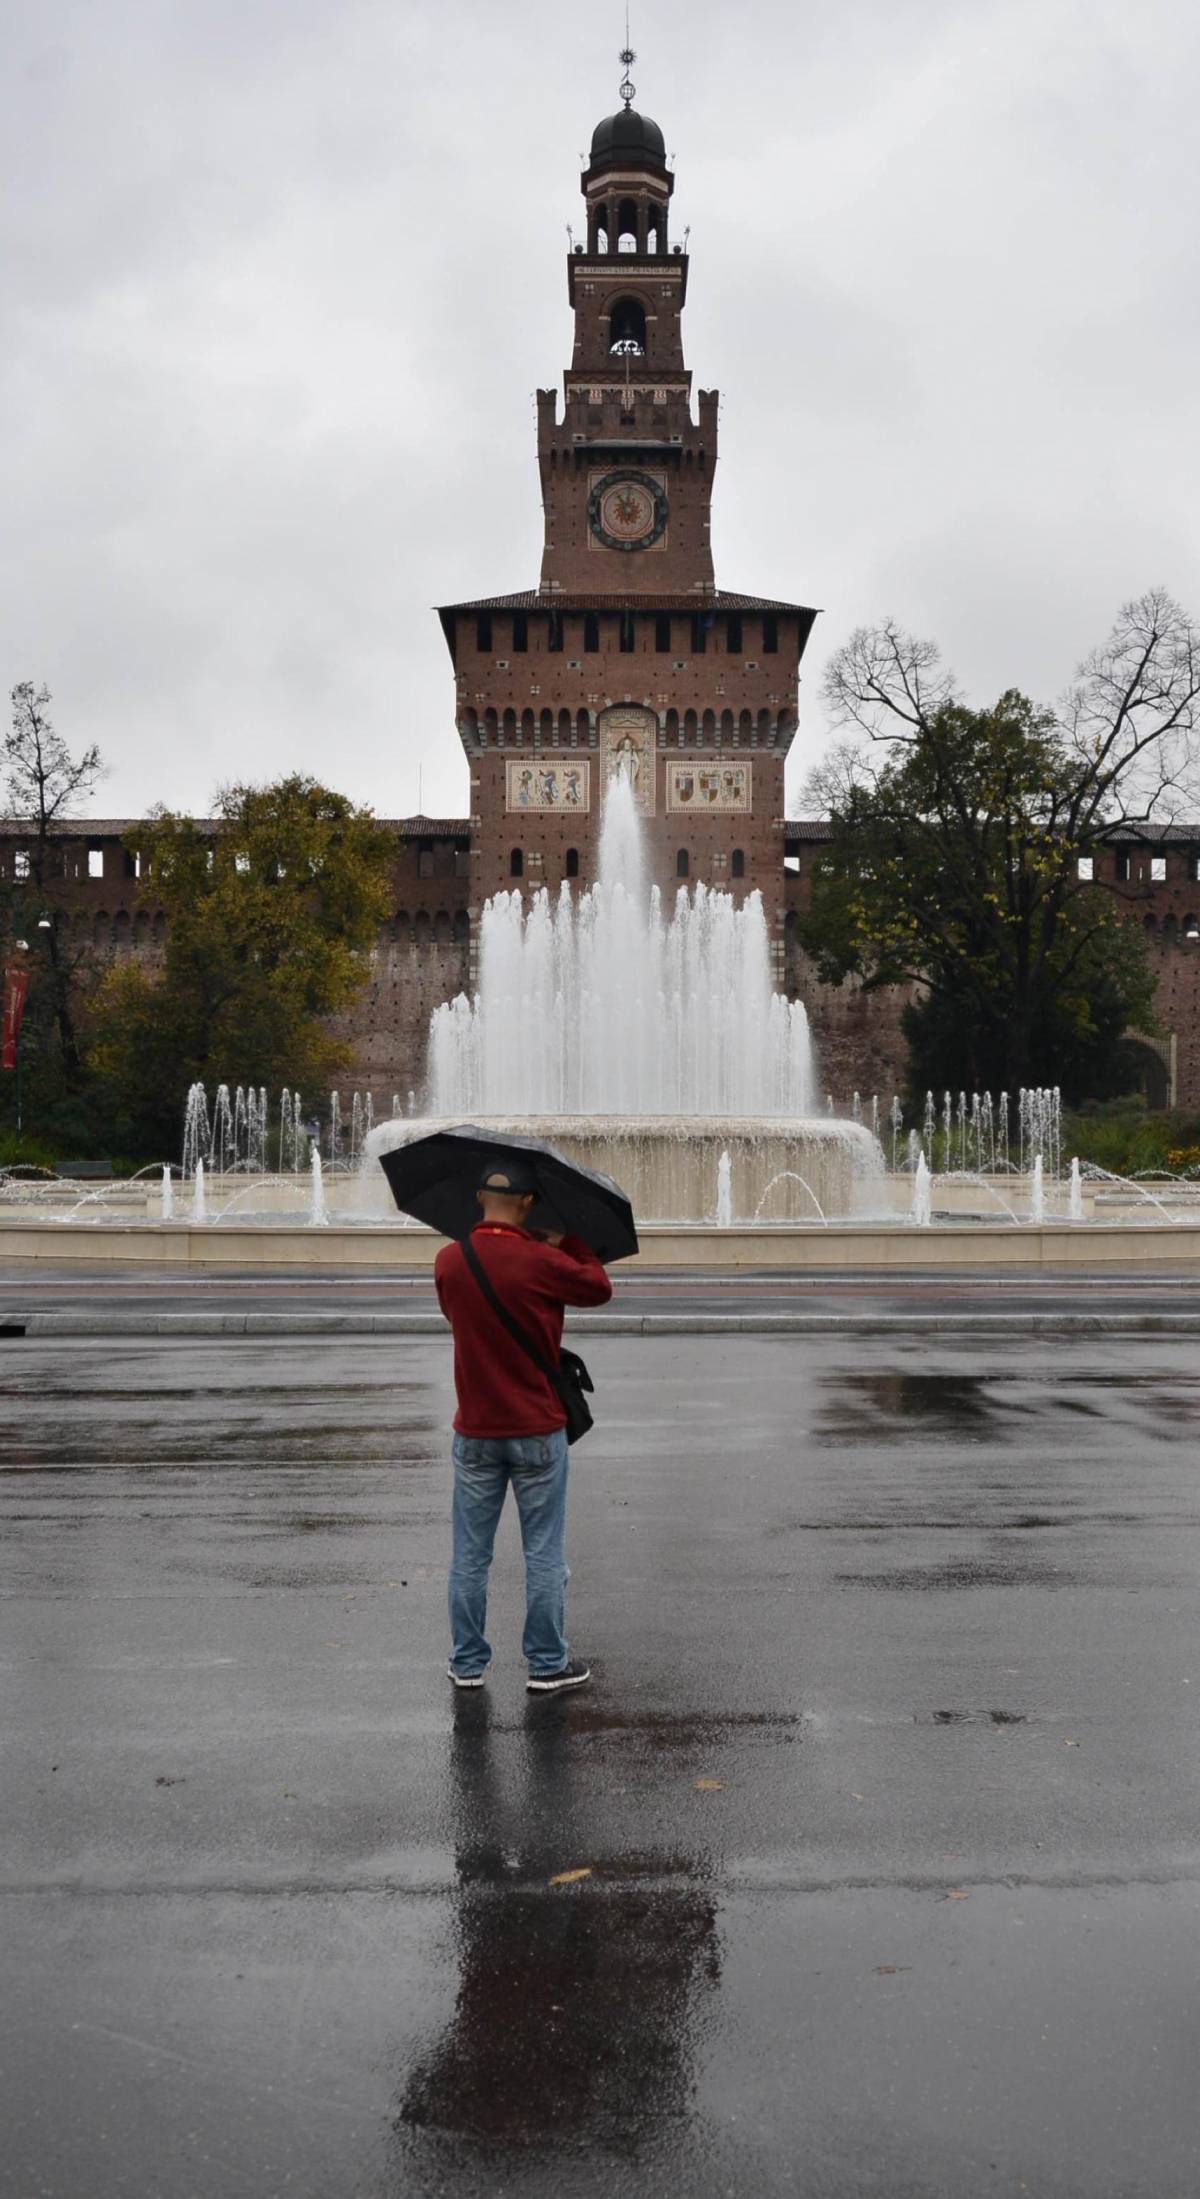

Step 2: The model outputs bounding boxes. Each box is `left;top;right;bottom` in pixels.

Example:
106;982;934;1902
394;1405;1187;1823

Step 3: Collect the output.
3;0;1198;823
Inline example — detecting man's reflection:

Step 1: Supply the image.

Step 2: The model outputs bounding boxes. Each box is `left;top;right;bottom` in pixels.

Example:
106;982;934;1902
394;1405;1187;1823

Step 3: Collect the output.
395;1691;720;2156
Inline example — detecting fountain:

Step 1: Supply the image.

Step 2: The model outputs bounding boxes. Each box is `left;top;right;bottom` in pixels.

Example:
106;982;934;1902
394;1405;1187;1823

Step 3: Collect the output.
715;1151;733;1228
364;777;884;1223
1029;1154;1046;1224
911;1154;932;1227
309;1148;328;1227
161;1166;174;1222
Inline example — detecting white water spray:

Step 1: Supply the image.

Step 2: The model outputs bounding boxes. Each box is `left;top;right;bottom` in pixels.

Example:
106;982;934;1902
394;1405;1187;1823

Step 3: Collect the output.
1068;1156;1083;1222
161;1166;174;1222
190;1158;206;1224
428;777;814;1116
1029;1154;1046;1224
309;1147;328;1227
716;1149;733;1227
911;1153;932;1226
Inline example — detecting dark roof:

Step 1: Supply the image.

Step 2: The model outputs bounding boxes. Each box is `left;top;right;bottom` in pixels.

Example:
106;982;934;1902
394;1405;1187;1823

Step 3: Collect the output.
0;816;471;841
780;821;1200;847
439;590;818;615
589;106;666;163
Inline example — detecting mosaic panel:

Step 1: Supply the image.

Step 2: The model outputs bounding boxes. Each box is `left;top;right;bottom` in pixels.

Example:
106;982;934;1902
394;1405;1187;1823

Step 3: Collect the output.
666;762;752;813
505;760;590;813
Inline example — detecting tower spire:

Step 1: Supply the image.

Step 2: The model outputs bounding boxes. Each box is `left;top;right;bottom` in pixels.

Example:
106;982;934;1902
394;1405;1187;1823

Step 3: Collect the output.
618;5;636;108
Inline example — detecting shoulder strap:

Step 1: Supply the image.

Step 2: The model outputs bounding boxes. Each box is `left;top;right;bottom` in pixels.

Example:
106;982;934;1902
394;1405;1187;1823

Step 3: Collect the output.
461;1234;560;1382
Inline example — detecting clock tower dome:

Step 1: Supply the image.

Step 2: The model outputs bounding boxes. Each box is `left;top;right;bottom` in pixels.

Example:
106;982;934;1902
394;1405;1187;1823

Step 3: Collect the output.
538;90;715;594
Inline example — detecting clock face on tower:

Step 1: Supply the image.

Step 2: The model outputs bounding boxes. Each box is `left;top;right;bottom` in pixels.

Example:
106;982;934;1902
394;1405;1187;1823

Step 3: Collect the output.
588;469;669;552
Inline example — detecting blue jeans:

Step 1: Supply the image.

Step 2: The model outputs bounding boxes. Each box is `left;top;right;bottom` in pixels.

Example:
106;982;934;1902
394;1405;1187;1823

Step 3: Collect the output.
449;1428;571;1678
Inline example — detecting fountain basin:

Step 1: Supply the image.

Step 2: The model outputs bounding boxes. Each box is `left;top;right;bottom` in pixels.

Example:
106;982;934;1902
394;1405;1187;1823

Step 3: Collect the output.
362;1114;886;1225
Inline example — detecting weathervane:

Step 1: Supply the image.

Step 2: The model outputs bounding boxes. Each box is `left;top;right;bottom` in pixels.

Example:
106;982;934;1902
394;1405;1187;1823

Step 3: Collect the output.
619;3;636;107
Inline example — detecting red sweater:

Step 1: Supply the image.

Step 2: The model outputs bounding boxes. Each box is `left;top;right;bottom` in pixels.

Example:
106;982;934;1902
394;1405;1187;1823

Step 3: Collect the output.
434;1223;613;1436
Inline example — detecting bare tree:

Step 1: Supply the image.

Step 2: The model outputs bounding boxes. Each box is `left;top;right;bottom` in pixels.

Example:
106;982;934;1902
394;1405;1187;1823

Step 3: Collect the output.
817;587;1200;834
6;684;105;1084
797;590;1200;1094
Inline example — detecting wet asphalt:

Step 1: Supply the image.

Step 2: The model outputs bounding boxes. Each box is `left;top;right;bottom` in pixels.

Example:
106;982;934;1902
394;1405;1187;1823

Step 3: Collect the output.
3;1331;1200;2197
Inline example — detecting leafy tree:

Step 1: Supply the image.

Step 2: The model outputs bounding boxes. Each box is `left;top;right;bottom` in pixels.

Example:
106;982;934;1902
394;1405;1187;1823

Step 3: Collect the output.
4;683;104;1092
89;775;394;1156
800;590;1200;1098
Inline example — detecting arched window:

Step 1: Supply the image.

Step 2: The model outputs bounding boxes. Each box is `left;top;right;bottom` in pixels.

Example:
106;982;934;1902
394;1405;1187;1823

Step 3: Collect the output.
565;848;580;878
453;908;469;943
720;709;735;737
676;848;689;877
1162;912;1178;941
616;198;639;251
502;707;517;739
521;707;535;736
1143;913;1157;932
558;708;572;738
732;848;745;879
608;297;646;355
540;708;554;739
414;910;432;946
1185;912;1200;940
646;214;660;254
665;709;679;740
739;709;753;737
510;848;524;878
702;709;716;739
433;909;452;944
576;707;590;739
684;709;698;740
484;708;498;741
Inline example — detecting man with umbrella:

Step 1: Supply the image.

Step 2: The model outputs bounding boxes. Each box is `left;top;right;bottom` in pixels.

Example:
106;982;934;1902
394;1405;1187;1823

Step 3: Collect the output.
431;1156;614;1692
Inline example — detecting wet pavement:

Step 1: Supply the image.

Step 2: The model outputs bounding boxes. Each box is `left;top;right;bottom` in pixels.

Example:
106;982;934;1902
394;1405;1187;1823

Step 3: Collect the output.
4;1258;1200;1325
3;1332;1200;2196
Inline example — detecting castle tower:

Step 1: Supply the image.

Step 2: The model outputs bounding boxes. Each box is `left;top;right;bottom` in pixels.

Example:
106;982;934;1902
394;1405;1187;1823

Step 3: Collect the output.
438;57;818;978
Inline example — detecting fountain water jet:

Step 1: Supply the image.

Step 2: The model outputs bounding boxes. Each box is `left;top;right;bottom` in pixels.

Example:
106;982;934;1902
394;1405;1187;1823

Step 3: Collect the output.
310;1148;328;1227
365;779;883;1223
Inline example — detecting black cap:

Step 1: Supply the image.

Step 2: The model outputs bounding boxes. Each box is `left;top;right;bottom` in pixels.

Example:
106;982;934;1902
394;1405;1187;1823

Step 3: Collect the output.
477;1158;538;1196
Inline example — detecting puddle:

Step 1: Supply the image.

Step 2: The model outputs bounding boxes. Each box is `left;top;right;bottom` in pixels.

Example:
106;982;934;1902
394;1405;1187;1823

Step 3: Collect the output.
923;1708;1028;1726
837;1558;1074;1592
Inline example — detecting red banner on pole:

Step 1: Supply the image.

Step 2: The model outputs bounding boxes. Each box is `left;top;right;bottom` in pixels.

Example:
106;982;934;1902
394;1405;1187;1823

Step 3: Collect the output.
2;964;30;1071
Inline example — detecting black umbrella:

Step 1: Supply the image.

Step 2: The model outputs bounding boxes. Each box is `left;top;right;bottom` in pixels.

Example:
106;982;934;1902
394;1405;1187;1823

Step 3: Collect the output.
378;1124;639;1265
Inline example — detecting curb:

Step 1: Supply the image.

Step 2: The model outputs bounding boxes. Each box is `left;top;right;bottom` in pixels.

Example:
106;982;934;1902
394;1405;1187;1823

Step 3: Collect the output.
9;1310;1200;1338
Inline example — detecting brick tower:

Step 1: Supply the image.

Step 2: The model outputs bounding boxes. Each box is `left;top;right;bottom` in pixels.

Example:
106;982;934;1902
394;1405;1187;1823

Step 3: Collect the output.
438;58;818;990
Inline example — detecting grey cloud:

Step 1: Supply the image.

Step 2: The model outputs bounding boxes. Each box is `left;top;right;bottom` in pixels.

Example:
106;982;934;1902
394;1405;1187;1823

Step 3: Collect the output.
2;0;1197;821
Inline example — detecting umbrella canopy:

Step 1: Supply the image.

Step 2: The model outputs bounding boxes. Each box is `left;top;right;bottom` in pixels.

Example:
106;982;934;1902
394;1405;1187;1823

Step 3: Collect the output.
378;1124;639;1265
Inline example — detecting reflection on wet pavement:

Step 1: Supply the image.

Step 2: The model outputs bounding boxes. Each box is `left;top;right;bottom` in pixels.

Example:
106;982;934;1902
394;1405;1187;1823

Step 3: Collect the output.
7;1334;1200;2197
393;1695;720;2163
814;1368;1200;1444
